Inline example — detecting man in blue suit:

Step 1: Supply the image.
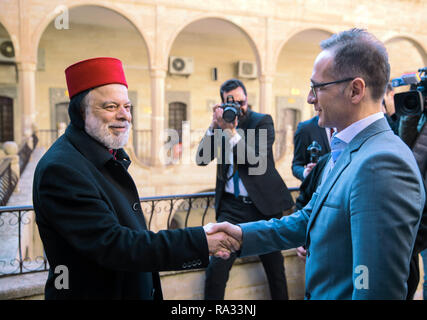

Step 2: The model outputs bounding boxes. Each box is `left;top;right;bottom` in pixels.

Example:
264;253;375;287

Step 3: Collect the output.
205;28;425;299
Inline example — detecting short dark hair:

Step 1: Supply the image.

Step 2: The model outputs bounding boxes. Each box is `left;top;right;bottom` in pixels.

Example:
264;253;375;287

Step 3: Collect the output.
320;28;390;101
219;78;247;102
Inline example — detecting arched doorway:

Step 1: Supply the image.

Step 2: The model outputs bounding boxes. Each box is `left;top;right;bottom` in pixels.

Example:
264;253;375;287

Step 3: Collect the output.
36;5;150;150
273;29;332;160
385;37;427;93
167;18;260;132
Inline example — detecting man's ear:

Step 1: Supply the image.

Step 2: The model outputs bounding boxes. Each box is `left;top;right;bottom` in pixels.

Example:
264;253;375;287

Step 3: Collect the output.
349;77;366;104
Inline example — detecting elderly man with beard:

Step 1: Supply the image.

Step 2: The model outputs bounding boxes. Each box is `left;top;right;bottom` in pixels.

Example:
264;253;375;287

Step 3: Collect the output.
32;57;239;300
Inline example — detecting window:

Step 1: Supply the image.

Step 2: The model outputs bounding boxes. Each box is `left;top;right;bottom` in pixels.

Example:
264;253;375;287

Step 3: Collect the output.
0;96;13;142
168;102;187;142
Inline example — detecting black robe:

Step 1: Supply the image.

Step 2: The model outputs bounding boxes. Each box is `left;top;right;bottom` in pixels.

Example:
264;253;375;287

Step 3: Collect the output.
33;124;209;299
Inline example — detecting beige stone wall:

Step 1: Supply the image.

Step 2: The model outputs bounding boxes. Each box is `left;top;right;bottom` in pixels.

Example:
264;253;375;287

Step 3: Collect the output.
0;0;426;195
160;250;306;300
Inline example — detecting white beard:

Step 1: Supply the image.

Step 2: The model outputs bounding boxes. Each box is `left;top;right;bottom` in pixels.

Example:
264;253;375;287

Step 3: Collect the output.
84;109;131;149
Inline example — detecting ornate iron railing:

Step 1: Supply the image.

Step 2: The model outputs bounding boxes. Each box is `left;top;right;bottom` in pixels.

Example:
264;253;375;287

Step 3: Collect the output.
0;188;299;278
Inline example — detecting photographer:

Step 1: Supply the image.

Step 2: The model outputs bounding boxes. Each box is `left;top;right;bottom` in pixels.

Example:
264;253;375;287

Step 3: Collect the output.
382;83;400;135
393;72;427;299
292;115;332;181
196;78;294;300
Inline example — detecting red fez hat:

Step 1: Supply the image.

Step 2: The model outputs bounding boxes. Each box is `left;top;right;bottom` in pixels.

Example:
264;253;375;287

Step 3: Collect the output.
65;57;128;98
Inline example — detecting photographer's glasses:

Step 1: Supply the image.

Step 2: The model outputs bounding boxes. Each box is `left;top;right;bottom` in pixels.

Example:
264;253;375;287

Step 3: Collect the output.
235;100;247;107
310;77;356;99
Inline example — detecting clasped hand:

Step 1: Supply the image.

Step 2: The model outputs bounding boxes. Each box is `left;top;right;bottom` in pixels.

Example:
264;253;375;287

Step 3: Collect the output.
204;222;243;260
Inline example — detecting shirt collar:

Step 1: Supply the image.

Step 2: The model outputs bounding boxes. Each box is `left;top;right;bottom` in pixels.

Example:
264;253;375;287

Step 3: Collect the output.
335;112;384;145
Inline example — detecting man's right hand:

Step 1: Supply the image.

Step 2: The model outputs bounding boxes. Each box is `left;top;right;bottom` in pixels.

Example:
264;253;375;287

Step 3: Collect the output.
210;104;238;133
204;222;243;259
210;103;222;131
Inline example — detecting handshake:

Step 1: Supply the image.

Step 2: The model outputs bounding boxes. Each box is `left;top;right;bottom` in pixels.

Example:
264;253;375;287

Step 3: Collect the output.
204;222;243;259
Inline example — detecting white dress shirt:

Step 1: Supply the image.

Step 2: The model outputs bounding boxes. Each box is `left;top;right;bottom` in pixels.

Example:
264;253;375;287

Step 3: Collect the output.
319;112;385;186
206;127;249;196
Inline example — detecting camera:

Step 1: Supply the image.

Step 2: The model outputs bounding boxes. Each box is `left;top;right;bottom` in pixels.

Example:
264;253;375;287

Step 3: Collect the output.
221;95;241;123
392;67;427;116
307;140;322;164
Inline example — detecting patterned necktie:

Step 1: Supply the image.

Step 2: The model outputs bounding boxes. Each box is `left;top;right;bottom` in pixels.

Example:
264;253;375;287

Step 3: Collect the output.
330;134;347;163
233;168;240;198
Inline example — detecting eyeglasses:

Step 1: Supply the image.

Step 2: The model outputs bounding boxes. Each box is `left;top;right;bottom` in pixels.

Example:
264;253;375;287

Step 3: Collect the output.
235;100;246;107
310;77;356;99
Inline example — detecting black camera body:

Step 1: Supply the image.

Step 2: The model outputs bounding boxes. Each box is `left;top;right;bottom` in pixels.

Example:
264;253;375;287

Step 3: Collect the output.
392;67;427;116
307;140;322;164
221;95;241;123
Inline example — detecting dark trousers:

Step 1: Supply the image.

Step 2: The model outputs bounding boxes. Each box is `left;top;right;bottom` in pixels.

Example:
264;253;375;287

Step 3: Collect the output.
204;193;289;300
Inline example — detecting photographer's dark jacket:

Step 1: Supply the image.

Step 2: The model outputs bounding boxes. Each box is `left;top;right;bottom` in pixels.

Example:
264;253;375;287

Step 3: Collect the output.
33;124;209;299
292;116;331;182
196;110;294;218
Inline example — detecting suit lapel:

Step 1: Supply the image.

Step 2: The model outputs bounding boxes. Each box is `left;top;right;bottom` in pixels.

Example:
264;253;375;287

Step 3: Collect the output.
306;117;391;236
306;150;351;235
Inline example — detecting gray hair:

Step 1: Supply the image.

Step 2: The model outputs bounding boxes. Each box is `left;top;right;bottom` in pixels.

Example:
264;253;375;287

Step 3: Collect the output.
320;28;390;101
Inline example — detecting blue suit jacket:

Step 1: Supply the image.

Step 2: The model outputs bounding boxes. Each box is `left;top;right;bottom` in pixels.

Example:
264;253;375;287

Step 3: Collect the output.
240;118;425;299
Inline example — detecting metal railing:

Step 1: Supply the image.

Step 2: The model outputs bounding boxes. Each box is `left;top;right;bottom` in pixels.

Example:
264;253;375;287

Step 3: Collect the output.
133;129;151;165
18;134;38;175
0;159;18;206
0;188;299;278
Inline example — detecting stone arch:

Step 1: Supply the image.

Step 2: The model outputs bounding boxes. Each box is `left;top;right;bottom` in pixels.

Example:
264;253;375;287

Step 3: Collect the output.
0;18;19;61
273;27;334;71
31;1;152;66
383;35;427;76
165;15;262;76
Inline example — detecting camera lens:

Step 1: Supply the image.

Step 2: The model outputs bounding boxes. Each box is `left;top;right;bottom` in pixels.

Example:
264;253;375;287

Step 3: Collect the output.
223;108;237;123
403;94;419;114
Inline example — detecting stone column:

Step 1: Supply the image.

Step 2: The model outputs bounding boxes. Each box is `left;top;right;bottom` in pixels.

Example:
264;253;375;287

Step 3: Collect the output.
17;62;37;142
259;74;274;115
150;68;166;166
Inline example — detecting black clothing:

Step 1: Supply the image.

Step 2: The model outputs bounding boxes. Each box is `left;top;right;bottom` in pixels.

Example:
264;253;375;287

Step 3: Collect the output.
295;154;330;210
196;109;293;300
197;110;294;219
33;125;209;299
402;115;427;299
292;116;330;181
384;113;400;135
204;194;288;300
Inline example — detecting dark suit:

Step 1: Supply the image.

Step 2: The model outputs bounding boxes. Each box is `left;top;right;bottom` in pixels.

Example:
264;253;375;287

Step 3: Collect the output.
196;110;294;299
33;124;209;299
292;115;331;181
